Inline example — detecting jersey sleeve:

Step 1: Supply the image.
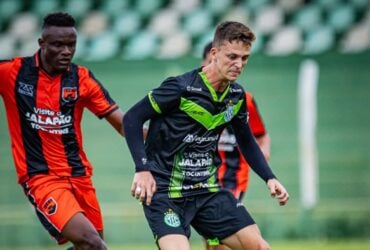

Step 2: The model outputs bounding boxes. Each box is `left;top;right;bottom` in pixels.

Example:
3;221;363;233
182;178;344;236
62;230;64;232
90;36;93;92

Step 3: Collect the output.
148;77;182;114
0;60;13;94
232;90;249;125
246;92;267;137
231;118;275;182
82;69;118;119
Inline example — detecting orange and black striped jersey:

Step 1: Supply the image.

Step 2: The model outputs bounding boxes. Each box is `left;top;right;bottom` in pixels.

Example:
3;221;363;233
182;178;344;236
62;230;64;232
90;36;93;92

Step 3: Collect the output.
0;52;118;184
245;92;266;137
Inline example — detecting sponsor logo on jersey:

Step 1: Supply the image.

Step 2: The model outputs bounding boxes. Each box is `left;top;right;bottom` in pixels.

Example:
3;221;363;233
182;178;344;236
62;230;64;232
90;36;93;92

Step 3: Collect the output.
62;87;78;102
218;129;237;151
186;86;202;92
230;88;242;93
218;130;237;145
182;170;210;177
179;158;212;167
43;197;57;215
182;182;218;190
25;107;72;134
18;82;34;97
183;134;219;144
163;209;181;227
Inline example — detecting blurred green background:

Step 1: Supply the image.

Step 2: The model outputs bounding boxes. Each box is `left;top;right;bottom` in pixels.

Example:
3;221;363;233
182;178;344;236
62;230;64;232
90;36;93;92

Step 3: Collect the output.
1;52;369;248
1;0;370;248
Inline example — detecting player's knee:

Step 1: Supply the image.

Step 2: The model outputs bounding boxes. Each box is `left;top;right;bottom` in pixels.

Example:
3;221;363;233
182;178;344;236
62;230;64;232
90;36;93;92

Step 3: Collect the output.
256;240;270;250
72;232;106;250
241;239;269;250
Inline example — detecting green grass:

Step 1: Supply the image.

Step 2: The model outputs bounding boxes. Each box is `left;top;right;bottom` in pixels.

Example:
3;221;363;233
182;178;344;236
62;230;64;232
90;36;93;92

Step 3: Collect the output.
0;239;369;250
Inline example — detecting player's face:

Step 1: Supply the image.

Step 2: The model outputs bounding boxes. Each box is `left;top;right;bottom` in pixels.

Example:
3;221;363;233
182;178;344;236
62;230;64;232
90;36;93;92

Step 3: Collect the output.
213;41;251;81
38;26;77;76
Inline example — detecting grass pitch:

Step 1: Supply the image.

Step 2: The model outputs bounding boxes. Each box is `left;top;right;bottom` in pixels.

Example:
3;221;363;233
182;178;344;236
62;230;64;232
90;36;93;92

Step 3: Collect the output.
0;239;369;250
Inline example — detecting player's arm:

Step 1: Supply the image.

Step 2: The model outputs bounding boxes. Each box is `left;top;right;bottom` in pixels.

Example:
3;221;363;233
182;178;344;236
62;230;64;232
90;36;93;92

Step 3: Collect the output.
233;121;274;181
0;60;13;93
124;77;182;205
123;96;157;170
123;96;158;205
256;133;271;160
105;108;125;136
105;107;148;138
83;69;126;136
232;121;289;205
124;78;179;159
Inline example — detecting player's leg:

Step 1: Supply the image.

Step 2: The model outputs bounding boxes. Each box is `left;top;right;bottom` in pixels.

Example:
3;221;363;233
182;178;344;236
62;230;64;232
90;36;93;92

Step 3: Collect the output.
61;212;106;249
158;234;190;250
193;189;268;250
143;196;193;250
221;225;269;250
68;176;107;249
203;188;245;250
204;162;247;250
22;175;106;249
206;246;231;250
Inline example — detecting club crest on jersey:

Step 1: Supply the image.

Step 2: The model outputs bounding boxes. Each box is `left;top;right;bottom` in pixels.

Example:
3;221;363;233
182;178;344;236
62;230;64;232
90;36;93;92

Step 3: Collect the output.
224;101;234;122
42;197;57;215
62;87;78;102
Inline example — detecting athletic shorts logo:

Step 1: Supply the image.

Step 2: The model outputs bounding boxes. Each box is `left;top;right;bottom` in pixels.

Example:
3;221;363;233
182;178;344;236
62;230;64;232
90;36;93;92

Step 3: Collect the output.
163;209;180;228
62;87;78;102
42;197;57;215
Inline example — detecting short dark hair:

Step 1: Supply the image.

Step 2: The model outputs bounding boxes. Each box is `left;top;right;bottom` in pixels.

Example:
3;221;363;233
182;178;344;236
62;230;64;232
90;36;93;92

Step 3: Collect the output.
202;42;213;60
42;12;76;29
213;21;255;48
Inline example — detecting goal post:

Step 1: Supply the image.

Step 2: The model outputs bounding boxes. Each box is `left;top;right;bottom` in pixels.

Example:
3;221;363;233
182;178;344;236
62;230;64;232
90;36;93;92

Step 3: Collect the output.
298;59;319;210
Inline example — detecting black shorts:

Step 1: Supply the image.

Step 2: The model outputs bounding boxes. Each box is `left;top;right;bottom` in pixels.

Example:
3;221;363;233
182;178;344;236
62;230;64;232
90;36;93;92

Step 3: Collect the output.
143;189;255;241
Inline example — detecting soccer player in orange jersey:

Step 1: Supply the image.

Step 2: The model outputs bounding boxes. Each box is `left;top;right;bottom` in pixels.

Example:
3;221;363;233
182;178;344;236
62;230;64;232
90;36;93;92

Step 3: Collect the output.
0;12;124;249
202;42;271;250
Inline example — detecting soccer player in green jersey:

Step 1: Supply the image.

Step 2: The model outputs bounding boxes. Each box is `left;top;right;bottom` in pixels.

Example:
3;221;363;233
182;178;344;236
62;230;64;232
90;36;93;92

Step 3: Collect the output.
123;21;289;250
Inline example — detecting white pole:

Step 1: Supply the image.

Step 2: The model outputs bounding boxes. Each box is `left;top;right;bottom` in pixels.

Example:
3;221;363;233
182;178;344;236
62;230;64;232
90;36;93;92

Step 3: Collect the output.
298;59;319;210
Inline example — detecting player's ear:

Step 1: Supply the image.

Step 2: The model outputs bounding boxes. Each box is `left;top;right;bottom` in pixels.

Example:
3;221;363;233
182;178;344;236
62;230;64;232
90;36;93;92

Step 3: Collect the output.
210;47;217;56
38;37;44;48
210;47;218;62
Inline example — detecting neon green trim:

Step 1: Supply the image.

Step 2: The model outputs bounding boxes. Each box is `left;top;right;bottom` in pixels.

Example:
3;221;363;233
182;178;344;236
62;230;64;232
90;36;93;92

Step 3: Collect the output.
199;72;230;102
148;91;162;114
168;153;184;198
207;238;220;246
207;172;219;193
180;98;243;130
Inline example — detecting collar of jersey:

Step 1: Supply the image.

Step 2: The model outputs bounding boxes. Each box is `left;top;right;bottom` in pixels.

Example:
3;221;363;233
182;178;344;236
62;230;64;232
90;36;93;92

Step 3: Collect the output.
199;72;230;102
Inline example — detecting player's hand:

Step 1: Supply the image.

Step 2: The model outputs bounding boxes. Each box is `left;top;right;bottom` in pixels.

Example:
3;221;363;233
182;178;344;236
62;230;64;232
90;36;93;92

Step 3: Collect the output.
267;178;289;206
131;171;156;206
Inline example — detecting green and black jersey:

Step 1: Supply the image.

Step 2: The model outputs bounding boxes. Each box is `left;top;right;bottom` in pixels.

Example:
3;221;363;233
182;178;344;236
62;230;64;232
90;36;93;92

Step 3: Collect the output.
145;67;248;198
